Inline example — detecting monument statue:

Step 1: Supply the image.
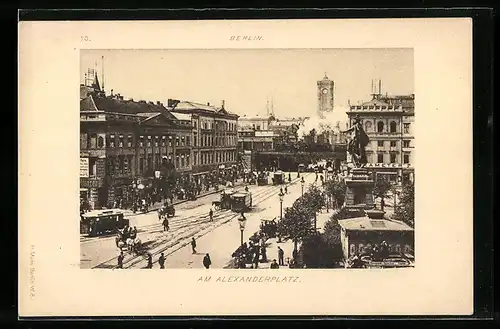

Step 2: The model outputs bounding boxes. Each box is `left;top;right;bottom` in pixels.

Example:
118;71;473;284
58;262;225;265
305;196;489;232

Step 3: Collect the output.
343;115;370;167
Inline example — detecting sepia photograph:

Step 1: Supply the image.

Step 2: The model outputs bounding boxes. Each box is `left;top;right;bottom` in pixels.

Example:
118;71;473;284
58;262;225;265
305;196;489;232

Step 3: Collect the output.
19;18;473;316
79;48;415;270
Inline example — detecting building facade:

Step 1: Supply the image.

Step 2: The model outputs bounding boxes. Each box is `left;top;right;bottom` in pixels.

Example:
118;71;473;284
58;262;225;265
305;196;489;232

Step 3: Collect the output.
169;100;239;184
317;74;334;119
79;80;191;209
347;91;415;184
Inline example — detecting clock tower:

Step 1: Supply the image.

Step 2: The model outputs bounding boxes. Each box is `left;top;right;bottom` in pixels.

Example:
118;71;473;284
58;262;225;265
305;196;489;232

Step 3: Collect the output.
317;73;334;118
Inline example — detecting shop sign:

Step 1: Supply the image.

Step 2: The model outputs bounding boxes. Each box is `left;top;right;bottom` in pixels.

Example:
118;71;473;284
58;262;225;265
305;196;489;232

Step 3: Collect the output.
80;177;102;188
80;158;89;178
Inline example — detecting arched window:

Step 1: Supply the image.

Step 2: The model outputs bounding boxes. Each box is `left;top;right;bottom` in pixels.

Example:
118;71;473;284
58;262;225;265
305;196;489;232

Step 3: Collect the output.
377;121;384;133
390;121;397;133
97;136;104;148
365;121;372;132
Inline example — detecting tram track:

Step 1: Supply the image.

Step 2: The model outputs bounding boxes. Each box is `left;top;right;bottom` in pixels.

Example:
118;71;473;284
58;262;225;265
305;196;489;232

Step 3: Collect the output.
91;175;308;269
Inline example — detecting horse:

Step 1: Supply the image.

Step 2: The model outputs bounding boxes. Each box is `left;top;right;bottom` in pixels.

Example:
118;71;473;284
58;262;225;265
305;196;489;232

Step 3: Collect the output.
126;237;142;254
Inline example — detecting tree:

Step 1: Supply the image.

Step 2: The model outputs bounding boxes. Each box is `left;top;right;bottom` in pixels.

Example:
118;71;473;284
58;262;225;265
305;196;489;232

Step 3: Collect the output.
324;179;347;209
322;208;365;262
393;182;415;227
302;185;325;213
373;176;392;210
277;199;314;252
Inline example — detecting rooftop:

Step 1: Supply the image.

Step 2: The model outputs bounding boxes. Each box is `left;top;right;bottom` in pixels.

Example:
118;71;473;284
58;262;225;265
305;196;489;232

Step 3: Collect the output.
172;100;238;117
171;112;192;121
338;216;413;232
81;94;178;120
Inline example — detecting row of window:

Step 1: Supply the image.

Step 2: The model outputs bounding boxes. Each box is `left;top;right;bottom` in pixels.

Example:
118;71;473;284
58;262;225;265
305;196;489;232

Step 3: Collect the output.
82;134;192;149
371;140;412;148
364;121;411;134
196;120;237;132
198;133;237;148
370;153;411;164
193;150;236;166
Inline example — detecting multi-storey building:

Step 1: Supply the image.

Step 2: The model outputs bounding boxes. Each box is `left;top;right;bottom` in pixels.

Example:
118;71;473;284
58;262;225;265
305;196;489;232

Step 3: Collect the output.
168;99;239;184
79;78;192;209
237;114;276;152
347;90;415;184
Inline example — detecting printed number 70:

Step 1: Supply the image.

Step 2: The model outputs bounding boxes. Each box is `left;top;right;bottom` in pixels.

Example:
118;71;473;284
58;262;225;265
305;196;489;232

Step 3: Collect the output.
81;36;90;42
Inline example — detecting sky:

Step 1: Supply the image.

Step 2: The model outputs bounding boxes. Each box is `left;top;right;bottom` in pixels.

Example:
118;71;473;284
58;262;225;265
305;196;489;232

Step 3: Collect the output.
81;48;413;124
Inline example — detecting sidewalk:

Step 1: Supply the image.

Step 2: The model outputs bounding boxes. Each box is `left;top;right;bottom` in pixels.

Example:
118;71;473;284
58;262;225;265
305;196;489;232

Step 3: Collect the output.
259;237;296;269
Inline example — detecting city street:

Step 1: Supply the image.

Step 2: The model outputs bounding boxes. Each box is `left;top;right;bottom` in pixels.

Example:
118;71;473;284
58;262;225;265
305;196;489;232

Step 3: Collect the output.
138;172;316;269
80;172;315;269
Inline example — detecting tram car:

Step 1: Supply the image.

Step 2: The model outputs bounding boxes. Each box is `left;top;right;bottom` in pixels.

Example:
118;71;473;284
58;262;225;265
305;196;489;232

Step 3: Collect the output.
257;172;269;186
80;209;129;237
272;171;285;185
231;192;253;213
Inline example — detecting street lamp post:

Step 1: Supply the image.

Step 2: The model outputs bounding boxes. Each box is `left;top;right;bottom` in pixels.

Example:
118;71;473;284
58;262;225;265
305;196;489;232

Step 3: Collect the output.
300;177;305;197
238;213;247;247
279;191;284;219
278;191;284;243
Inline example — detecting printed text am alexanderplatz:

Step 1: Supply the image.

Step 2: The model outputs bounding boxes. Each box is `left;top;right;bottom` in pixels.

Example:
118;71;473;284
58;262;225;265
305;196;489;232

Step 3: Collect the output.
197;276;300;283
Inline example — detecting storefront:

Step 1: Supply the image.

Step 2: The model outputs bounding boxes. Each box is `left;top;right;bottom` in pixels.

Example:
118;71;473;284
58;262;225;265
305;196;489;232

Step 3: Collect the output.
107;177;134;208
80;177;105;209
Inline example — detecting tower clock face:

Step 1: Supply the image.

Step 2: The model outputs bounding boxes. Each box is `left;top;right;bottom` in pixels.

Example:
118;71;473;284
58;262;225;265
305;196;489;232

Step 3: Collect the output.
322;88;328;94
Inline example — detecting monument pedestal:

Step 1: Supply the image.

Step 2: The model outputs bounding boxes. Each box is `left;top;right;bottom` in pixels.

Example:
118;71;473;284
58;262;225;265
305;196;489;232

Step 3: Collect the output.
343;168;375;210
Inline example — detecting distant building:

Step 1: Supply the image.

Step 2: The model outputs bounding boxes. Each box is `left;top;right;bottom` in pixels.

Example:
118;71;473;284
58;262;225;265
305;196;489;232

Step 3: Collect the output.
317;73;334;119
169;99;239;184
347;83;415;184
237;114;308;153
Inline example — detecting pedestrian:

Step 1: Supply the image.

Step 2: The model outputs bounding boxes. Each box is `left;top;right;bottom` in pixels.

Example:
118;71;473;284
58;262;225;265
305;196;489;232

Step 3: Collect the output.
146;253;153;269
280;187;283;195
288;173;291;182
203;253;212;269
380;198;385;211
261;245;267;263
253;248;260;268
191;237;197;254
163;218;169;232
292;249;298;262
284;186;288;194
278;246;284;266
158;252;165;269
117;251;124;269
209;209;213;222
270;259;279;269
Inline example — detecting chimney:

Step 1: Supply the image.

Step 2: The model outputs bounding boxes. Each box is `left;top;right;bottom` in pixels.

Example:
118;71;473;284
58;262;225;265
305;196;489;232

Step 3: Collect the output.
111;89;114;96
207;102;210;106
221;100;225;109
157;101;161;105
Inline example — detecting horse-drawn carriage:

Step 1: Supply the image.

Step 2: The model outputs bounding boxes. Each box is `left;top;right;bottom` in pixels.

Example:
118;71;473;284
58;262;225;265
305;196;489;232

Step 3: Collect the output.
259;217;278;238
158;204;175;218
80;209;129;237
115;226;143;255
212;188;236;210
